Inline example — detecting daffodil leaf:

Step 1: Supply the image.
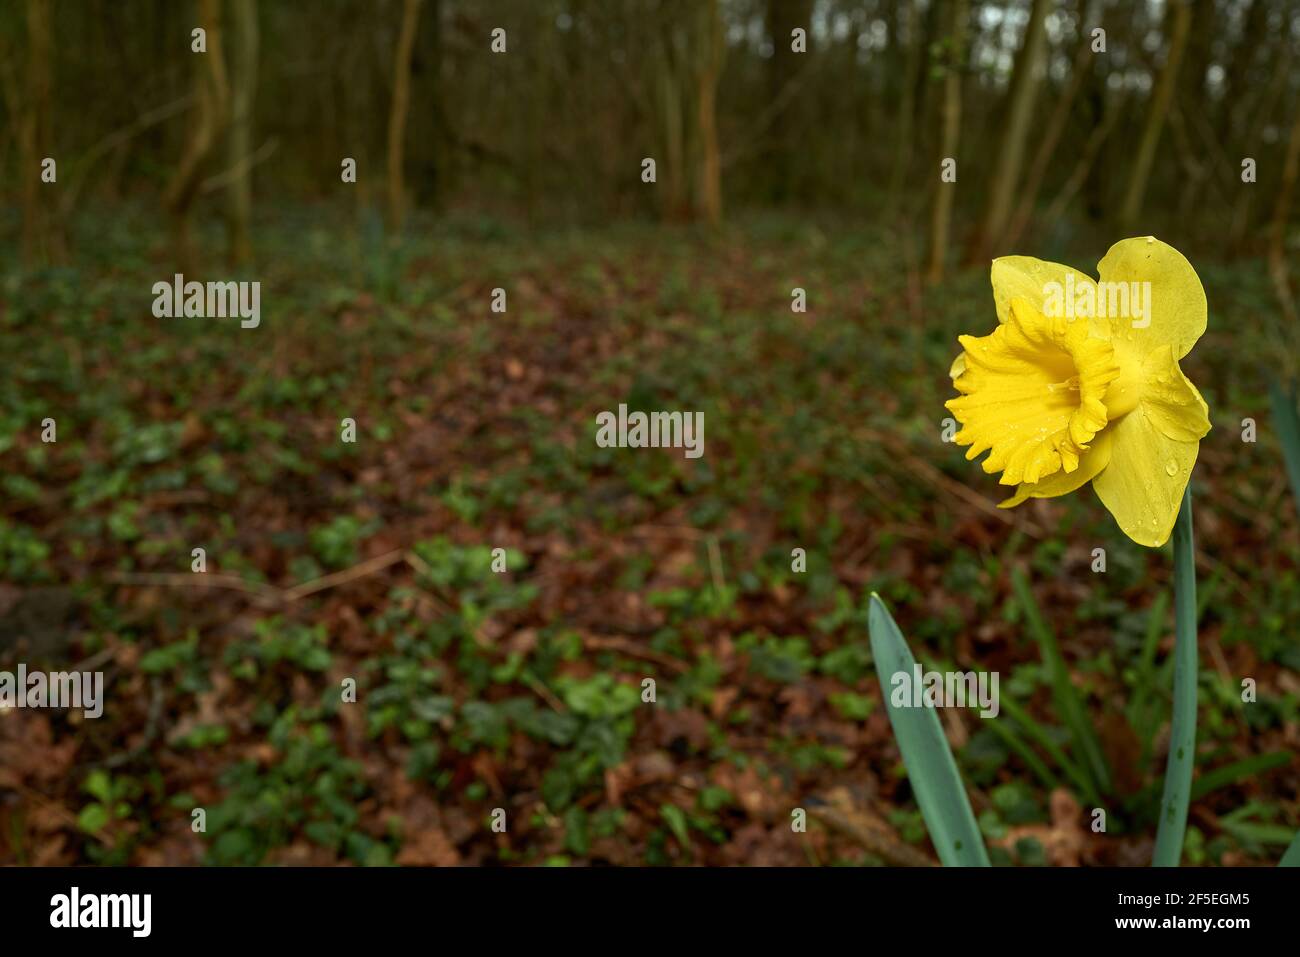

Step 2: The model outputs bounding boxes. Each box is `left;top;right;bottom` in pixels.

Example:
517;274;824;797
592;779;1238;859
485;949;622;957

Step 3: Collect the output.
1269;377;1300;521
1279;830;1300;867
867;594;990;867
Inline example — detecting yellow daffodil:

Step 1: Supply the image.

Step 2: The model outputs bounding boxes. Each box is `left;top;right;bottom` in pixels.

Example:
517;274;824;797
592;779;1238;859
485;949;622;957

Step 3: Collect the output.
946;237;1210;547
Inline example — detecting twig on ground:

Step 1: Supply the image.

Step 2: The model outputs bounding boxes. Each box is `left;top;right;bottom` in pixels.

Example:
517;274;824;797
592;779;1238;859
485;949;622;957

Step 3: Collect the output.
867;429;1046;537
101;547;447;609
524;676;567;714
705;534;725;592
582;633;690;673
103;571;281;606
282;548;407;602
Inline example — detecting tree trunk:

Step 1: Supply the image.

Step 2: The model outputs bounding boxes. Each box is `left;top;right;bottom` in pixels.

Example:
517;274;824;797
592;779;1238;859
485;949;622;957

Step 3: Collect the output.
915;0;944;164
425;0;446;210
1043;90;1127;226
1267;105;1300;333
969;0;1048;261
662;73;687;218
765;0;813;202
8;0;56;266
1228;40;1292;253
163;0;229;273
226;0;258;265
1005;0;1102;249
926;0;969;284
652;0;724;224
386;0;423;238
656;23;688;221
885;0;920;221
1179;0;1212;109
694;0;724;226
1119;0;1192;231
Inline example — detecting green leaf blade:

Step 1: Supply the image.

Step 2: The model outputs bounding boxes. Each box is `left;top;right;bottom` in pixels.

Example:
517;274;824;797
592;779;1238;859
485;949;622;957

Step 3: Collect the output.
867;594;990;867
1279;830;1300;867
1268;378;1300;517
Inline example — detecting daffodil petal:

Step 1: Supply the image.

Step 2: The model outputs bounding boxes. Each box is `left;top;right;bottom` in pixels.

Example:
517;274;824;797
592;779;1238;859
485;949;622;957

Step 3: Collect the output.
1096;237;1207;360
949;351;966;380
991;256;1099;326
1091;409;1200;547
1141;345;1211;443
998;426;1115;508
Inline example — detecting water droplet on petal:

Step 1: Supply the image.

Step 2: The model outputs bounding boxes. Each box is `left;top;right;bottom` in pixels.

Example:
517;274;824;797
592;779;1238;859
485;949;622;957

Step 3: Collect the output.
1165;460;1178;476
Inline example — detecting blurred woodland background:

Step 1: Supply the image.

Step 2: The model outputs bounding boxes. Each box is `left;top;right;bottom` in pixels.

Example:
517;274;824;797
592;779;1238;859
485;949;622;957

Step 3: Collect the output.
1;0;1299;867
7;0;1300;267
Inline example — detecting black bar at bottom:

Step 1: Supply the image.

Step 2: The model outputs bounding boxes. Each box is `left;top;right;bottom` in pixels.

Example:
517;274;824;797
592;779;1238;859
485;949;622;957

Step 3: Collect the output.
0;865;1281;943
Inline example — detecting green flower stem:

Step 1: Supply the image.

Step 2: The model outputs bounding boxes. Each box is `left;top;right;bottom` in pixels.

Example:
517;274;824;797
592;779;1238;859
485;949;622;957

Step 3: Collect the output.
1152;486;1197;866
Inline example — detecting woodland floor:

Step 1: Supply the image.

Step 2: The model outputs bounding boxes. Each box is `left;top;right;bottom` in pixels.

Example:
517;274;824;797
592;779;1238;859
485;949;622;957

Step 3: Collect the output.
1;206;1298;866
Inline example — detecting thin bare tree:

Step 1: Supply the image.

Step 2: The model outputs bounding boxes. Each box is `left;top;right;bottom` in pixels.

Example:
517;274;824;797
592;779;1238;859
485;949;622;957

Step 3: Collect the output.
163;0;230;272
969;0;1049;261
885;0;921;221
1119;0;1192;230
927;0;969;284
386;0;423;237
0;0;57;265
1005;0;1103;250
226;0;258;265
1267;105;1300;341
694;0;725;226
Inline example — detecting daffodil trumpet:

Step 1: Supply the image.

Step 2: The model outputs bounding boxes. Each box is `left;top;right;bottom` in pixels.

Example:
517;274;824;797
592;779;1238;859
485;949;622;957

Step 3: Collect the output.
946;236;1209;548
